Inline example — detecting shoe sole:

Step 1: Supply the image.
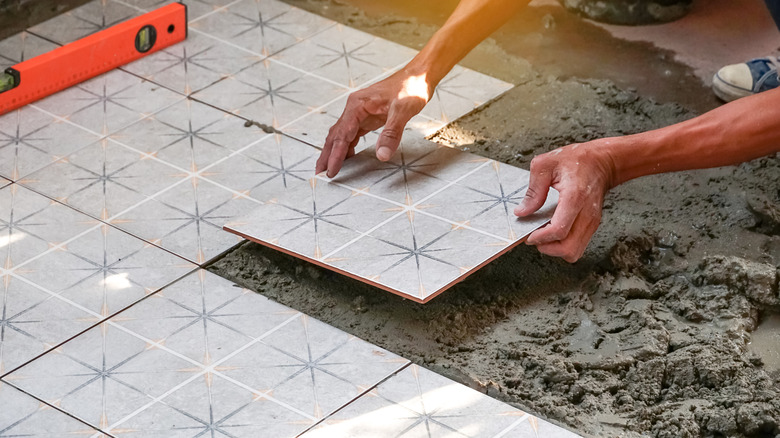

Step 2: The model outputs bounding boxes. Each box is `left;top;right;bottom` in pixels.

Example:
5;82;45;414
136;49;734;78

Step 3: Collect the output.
712;73;754;102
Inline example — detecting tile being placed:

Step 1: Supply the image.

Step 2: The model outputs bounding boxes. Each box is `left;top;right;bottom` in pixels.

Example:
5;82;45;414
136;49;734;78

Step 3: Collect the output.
32;69;183;137
272;24;417;89
0;106;101;181
225;138;557;303
193;58;348;128
5;269;408;436
0;31;59;71
303;364;582;438
110;178;261;264
190;0;335;57
0;382;104;436
420;65;514;125
122;30;264;96
109;98;267;171
203;133;319;203
20;138;187;221
27;0;141;45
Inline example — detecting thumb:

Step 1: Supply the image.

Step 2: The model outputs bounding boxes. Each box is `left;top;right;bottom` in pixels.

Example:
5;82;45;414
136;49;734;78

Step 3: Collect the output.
376;100;414;161
515;159;552;217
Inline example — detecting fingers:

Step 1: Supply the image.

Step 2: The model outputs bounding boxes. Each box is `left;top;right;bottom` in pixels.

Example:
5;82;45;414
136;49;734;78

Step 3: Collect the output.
376;99;417;162
319;115;362;178
525;190;582;246
515;156;553;217
534;212;600;263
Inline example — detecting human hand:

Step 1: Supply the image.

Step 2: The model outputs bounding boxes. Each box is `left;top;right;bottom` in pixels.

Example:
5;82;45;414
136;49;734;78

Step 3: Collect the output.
514;141;616;262
315;70;433;177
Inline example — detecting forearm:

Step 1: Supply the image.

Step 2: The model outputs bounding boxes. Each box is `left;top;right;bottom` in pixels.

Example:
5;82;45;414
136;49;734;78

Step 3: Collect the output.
404;0;528;87
604;87;780;187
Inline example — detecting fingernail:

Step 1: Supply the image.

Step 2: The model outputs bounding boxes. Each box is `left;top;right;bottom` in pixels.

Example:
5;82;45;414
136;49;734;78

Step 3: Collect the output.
376;146;391;161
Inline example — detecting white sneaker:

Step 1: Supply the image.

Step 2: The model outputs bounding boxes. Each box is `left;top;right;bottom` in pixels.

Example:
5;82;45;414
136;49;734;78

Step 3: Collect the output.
713;56;780;102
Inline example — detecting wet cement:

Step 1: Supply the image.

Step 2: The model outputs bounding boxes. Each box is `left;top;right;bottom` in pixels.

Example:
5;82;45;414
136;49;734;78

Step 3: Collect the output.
210;1;780;437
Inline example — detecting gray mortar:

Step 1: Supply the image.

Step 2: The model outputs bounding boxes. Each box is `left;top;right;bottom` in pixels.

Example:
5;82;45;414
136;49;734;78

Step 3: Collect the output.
204;1;780;437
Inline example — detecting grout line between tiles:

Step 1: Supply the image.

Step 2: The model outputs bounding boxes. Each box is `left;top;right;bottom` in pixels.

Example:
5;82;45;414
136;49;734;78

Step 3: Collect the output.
0;263;199;378
492;414;532;438
0;378;117;437
294;361;413;437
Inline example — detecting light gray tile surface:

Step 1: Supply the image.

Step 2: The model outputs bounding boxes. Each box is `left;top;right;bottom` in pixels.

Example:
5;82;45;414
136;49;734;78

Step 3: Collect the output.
20;138;187;221
0;382;104;437
302;364;581;438
225;138;557;302
0;106;101;181
27;0;141;45
119;0;236;22
5;270;409;436
189;0;336;57
0;31;59;71
122;29;264;96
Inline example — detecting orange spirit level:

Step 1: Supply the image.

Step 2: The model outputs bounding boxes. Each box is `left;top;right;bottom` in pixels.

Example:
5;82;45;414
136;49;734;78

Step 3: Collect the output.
0;2;187;116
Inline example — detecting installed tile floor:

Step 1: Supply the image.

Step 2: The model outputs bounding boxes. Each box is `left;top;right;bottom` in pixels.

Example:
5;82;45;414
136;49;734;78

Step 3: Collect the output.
225;137;558;303
0;0;580;436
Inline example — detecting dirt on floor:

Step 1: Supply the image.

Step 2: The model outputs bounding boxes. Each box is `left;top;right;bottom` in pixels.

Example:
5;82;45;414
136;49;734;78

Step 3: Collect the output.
206;1;780;437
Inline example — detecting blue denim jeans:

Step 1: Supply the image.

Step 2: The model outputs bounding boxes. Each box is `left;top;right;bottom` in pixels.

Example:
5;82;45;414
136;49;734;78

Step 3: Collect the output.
767;0;780;29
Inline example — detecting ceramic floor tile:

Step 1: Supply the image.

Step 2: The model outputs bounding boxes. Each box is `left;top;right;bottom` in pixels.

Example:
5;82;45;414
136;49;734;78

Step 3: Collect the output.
109;178;261;264
420;65;514;125
12;224;196;319
122;29;264;96
0;184;100;271
0;382;104;436
119;0;236;22
423;161;560;241
189;0;336;57
272;24;417;89
6;269;407;436
109;98;267;172
218;313;409;420
225;138;556;302
0;31;59;71
224;175;401;260
192;58;348;128
203;133;319;203
503;416;583;438
0;106;102;181
20;138;188;221
27;0;141;45
303;364;581;438
32;69;184;137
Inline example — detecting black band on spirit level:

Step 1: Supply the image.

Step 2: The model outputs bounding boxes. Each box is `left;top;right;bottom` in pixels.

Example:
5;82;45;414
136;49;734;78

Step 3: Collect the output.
0;68;20;94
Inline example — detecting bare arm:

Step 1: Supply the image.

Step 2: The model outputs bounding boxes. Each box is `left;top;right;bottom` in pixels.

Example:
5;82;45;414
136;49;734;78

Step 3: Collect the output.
316;0;528;177
516;87;780;262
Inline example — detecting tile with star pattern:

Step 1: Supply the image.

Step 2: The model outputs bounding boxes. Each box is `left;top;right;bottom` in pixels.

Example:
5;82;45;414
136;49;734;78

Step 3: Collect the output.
326;212;509;301
224;176;401;261
192;58;347;128
189;0;335;57
122;30;264;96
32;69;184;137
27;0;141;45
423;161;560;241
203;133;318;203
225;138;556;302
12;223;195;319
272;24;417;89
109;98;267;172
0;106;102;181
0;382;105;436
302;364;582;438
420;65;514;124
119;0;236;22
20;138;188;221
110;178;261;264
0;31;59;71
217;313;409;420
6;269;408;436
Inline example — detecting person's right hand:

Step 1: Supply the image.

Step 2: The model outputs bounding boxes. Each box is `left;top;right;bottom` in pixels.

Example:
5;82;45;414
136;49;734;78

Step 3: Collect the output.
316;70;433;178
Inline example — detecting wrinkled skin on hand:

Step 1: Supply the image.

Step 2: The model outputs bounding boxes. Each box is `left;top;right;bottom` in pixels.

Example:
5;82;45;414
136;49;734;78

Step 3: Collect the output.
315;70;431;178
515;141;616;263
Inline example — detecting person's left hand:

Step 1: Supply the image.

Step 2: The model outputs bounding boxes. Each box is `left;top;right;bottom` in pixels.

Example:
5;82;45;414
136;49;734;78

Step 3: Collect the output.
514;140;616;262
